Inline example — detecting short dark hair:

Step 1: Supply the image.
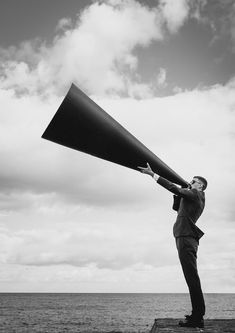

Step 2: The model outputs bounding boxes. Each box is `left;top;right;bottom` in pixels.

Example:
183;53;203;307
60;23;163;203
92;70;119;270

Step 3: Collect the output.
194;176;208;190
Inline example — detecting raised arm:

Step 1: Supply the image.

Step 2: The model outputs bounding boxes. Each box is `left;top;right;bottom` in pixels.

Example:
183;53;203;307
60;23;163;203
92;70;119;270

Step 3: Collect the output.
138;163;196;201
156;177;197;200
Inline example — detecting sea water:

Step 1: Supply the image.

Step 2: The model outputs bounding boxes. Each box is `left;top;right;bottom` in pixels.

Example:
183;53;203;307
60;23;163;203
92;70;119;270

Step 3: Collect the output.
0;293;234;332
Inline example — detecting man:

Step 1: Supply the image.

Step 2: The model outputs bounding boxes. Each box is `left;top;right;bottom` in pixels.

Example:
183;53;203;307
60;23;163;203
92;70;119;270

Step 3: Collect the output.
138;163;207;328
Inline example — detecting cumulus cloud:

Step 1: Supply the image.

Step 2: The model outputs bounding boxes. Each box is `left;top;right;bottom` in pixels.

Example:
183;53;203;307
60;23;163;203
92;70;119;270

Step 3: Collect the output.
55;17;73;32
0;221;175;269
0;80;235;213
0;81;234;214
0;89;150;210
0;0;165;97
0;0;208;99
159;0;190;33
0;81;234;292
0;0;234;292
158;0;235;54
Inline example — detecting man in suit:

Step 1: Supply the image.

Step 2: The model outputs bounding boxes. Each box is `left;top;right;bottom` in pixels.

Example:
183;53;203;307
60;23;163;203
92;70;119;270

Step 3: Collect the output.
138;163;207;328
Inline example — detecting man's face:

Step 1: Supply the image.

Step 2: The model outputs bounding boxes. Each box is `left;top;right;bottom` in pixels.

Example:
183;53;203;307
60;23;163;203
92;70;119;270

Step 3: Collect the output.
190;177;203;191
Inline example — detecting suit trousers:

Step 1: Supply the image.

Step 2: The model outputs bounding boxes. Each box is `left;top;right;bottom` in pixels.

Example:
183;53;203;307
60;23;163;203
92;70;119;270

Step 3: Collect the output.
176;236;205;318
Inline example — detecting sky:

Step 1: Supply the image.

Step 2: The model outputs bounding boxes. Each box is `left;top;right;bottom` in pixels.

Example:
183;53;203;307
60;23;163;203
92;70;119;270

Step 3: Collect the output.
0;0;234;293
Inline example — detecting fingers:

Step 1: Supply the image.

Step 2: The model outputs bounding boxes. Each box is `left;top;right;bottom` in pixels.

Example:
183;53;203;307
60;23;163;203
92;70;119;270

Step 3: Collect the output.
137;166;143;170
138;163;150;171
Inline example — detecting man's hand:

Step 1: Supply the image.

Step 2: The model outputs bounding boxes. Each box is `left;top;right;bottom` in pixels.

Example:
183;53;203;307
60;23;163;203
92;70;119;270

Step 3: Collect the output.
138;162;155;177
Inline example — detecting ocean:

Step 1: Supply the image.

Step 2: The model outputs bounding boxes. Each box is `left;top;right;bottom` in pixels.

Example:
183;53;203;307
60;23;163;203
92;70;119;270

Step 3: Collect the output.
0;293;234;332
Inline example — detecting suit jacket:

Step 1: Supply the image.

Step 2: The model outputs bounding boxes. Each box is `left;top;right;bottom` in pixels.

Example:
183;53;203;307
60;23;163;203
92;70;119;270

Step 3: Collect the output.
172;195;181;211
157;177;205;240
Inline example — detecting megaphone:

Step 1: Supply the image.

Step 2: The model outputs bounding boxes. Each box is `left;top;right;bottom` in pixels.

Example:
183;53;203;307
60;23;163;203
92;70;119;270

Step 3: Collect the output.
42;83;188;187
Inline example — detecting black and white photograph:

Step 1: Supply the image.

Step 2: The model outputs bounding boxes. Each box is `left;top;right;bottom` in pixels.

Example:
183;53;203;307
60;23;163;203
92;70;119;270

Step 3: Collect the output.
0;1;234;332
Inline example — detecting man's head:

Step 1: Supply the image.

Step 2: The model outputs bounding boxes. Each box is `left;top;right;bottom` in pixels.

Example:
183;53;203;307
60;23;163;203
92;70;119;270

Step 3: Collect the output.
190;176;208;191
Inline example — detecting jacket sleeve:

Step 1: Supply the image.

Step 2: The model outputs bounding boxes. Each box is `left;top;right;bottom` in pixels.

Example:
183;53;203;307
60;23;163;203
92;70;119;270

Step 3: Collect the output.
172;194;181;211
157;176;197;201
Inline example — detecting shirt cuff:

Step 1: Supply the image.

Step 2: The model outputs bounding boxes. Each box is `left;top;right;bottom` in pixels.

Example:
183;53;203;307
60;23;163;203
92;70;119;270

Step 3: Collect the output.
153;173;159;181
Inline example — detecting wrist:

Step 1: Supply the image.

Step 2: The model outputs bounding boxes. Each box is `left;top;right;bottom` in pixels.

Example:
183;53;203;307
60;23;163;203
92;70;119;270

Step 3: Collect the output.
153;173;159;181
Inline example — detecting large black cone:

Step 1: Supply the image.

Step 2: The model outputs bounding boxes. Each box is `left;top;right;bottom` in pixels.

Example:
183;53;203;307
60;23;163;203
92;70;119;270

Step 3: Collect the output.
42;83;188;187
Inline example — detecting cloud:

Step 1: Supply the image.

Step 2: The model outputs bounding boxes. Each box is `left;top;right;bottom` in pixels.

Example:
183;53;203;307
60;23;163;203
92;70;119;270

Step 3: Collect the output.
0;81;234;292
0;0;165;98
0;0;234;292
193;0;235;52
158;0;235;54
55;17;73;32
159;0;190;33
0;261;186;293
0;81;234;214
0;220;176;269
157;67;167;87
0;88;148;210
1;212;235;292
0;0;209;99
